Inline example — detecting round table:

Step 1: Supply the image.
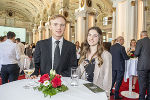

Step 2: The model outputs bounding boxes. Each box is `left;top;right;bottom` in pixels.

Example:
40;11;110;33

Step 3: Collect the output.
0;77;107;100
121;58;139;99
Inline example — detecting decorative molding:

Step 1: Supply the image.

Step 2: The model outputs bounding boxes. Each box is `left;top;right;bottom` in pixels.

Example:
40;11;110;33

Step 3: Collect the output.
112;7;116;12
95;19;97;22
88;12;96;15
131;1;135;6
83;17;86;20
71;26;74;28
144;6;149;11
86;0;92;7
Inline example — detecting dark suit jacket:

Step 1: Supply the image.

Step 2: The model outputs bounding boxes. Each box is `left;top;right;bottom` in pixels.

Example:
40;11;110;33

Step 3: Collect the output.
33;37;77;77
110;43;129;71
134;37;150;71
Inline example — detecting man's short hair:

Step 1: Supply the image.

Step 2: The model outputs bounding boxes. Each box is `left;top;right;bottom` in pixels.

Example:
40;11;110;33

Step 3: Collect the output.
117;36;124;41
16;38;20;42
50;14;66;23
7;31;16;39
141;31;148;36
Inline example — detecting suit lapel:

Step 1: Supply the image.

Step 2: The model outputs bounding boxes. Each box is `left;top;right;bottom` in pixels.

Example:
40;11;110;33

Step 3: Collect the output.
48;37;52;67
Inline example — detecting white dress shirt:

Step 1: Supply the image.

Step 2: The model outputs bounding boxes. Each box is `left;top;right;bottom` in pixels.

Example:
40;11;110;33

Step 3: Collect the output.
17;42;25;55
52;37;63;69
0;39;21;65
76;47;81;59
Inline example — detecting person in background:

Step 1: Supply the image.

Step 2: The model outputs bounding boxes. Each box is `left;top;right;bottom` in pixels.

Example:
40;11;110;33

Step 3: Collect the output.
134;31;150;100
127;39;137;90
0;36;7;72
25;44;33;58
127;39;136;55
0;31;21;84
2;36;7;42
110;36;129;99
103;42;111;52
75;41;81;65
31;43;36;56
24;42;29;55
0;36;7;42
16;38;25;55
78;27;112;99
31;14;77;78
112;39;117;45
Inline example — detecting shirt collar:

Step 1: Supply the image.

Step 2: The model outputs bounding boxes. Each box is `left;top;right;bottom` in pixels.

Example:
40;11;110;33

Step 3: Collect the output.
116;42;121;45
6;39;14;43
52;36;63;44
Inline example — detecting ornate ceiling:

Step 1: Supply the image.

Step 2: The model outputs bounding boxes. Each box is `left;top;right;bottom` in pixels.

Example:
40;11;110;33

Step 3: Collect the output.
0;0;113;25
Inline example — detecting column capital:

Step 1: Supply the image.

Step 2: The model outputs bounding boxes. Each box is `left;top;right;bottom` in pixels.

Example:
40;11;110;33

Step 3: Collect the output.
144;6;149;11
112;7;116;12
83;17;86;20
131;1;135;6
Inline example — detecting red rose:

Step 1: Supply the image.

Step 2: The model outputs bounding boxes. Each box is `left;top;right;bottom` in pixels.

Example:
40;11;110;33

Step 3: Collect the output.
39;74;50;83
51;75;62;88
131;54;134;56
55;74;61;78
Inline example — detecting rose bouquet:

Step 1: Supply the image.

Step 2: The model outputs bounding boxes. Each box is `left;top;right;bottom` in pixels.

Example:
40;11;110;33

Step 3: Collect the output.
33;69;68;97
128;52;135;58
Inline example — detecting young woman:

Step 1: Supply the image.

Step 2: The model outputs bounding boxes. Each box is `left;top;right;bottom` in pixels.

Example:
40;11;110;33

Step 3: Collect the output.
127;39;137;89
78;27;112;99
127;39;136;55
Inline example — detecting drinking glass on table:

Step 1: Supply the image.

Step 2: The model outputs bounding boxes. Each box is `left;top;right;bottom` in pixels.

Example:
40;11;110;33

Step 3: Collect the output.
23;58;35;79
23;57;35;89
70;67;79;86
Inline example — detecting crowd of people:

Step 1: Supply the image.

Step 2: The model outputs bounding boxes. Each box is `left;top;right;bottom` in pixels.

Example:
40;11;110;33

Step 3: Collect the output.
0;14;150;100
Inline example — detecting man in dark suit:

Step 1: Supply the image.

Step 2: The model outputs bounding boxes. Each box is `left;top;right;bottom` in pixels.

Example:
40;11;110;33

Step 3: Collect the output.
110;36;129;99
32;14;77;77
134;31;150;100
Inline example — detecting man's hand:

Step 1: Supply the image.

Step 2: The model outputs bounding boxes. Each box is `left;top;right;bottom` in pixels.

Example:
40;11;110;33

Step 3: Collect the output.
30;75;41;79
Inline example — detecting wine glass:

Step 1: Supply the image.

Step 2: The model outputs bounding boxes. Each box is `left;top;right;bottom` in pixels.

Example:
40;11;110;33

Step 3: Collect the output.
23;57;35;79
22;57;35;89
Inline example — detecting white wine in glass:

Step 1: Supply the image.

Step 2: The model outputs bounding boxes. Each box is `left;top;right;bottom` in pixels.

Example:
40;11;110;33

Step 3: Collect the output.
23;57;35;89
23;58;35;79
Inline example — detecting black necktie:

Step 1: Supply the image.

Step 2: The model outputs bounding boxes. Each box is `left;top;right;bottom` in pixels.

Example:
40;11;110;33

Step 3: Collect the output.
53;41;60;70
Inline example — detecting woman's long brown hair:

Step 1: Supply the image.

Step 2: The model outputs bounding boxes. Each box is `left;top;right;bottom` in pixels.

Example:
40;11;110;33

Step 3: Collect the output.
78;27;104;67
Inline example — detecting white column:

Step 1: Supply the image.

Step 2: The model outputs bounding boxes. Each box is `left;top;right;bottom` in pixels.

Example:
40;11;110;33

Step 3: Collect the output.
38;20;43;40
38;27;42;40
45;22;50;39
114;0;138;48
28;32;33;44
64;21;71;41
112;7;116;40
75;20;77;43
137;0;144;40
143;0;147;31
32;24;37;43
130;0;136;39
75;12;87;44
32;29;36;43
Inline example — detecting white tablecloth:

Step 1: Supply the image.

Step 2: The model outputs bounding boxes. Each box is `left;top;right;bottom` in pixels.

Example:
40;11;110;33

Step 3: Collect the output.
0;77;107;100
124;58;138;82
